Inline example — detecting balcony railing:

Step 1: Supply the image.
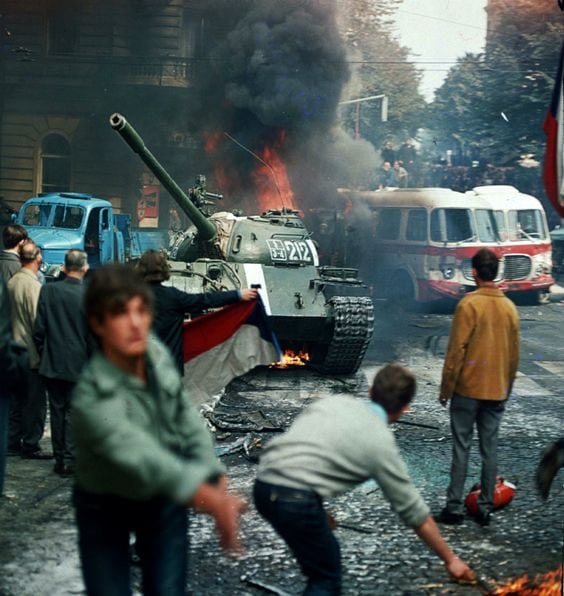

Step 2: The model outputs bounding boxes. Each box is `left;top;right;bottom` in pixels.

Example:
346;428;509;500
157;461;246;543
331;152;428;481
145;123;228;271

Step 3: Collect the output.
4;55;193;88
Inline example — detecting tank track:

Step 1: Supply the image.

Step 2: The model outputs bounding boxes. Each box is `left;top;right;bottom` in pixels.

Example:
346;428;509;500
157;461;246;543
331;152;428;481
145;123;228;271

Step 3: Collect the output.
320;296;374;374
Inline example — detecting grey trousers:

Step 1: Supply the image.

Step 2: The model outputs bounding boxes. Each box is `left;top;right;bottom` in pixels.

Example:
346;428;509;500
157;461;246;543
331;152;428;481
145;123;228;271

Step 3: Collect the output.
446;394;506;515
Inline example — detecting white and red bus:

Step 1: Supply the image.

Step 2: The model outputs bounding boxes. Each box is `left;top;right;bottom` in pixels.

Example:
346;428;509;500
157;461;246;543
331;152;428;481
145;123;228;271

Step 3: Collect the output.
336;185;554;304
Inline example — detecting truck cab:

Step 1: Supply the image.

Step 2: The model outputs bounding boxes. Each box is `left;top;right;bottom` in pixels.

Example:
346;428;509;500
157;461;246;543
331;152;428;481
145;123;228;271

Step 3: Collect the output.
15;192;125;277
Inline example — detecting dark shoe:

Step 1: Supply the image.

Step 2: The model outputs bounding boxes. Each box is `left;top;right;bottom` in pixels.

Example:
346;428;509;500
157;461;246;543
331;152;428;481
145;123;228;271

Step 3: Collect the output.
434;508;464;525
473;510;491;527
21;448;54;460
53;462;74;477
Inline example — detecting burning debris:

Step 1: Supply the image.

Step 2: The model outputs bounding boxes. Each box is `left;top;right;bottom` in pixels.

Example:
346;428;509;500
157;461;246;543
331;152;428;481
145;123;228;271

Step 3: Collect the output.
487;565;563;595
272;349;310;368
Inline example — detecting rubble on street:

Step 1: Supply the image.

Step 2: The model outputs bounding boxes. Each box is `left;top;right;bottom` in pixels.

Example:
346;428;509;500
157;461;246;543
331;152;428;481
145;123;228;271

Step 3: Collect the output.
1;297;563;596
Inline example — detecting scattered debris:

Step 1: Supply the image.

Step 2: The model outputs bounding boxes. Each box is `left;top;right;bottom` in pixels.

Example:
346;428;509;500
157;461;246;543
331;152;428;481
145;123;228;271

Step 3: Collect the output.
241;574;293;595
205;410;283;432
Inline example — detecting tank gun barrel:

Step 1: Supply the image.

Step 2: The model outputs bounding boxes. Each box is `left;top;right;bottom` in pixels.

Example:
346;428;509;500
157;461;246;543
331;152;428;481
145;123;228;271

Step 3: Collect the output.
109;113;216;242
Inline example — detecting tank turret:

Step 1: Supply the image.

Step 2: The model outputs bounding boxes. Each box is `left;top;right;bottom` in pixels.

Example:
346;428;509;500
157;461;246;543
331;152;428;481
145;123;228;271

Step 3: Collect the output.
109;113;374;374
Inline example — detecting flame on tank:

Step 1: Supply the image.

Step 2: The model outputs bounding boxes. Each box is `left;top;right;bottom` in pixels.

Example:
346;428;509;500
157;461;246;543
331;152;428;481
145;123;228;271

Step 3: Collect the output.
272;350;310;368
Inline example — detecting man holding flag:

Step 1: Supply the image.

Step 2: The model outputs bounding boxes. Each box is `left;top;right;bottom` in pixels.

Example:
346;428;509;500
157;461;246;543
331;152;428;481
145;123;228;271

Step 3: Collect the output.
137;250;259;374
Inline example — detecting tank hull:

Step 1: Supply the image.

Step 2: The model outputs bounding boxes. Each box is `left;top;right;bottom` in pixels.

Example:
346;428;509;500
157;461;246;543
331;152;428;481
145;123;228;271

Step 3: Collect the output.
167;260;374;373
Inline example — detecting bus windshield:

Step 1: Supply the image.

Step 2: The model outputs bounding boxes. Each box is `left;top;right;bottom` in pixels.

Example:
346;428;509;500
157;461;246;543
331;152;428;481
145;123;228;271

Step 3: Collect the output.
475;209;501;242
507;209;547;241
431;208;475;243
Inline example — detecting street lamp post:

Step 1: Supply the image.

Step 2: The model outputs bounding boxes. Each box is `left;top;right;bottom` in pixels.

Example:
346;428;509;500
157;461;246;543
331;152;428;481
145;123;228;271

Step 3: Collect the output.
338;94;388;140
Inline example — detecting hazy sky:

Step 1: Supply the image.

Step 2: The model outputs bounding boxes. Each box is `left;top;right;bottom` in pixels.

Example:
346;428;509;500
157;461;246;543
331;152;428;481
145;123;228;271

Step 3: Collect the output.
393;0;488;101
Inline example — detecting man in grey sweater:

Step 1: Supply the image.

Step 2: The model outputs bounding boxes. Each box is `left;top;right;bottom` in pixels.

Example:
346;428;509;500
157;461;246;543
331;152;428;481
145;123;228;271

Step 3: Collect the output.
254;364;475;595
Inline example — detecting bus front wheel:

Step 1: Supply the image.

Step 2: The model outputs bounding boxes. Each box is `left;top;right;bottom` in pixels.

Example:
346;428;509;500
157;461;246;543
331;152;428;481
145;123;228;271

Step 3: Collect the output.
389;272;416;308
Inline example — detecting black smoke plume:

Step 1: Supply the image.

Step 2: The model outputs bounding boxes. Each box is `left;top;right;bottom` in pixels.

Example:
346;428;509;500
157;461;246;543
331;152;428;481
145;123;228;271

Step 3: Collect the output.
191;0;378;212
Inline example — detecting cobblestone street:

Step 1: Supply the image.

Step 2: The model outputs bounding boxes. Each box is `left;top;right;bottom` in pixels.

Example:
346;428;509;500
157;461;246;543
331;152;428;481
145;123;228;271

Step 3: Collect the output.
0;295;563;596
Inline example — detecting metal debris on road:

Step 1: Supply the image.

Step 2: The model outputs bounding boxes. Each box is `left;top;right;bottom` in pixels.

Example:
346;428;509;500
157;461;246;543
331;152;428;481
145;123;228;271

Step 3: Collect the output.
241;574;293;596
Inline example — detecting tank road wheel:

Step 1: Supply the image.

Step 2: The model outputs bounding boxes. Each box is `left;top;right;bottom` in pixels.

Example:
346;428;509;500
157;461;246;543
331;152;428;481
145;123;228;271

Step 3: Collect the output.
388;271;416;309
318;296;374;375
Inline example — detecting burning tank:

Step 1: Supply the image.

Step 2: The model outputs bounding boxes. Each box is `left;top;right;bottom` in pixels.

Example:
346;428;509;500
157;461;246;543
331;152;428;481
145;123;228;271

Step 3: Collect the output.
110;113;374;374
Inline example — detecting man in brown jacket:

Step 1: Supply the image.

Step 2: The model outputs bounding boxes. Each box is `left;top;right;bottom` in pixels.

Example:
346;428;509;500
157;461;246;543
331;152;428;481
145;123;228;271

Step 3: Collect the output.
435;248;519;527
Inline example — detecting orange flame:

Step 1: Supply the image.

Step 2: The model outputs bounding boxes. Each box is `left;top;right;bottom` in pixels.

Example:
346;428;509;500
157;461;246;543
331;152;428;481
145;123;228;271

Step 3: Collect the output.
204;131;223;154
488;566;562;595
272;350;310;368
252;132;299;214
203;129;300;214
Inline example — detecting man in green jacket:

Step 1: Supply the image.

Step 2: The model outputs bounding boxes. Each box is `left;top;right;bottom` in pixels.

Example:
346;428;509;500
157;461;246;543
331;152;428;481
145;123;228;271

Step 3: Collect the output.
72;263;245;596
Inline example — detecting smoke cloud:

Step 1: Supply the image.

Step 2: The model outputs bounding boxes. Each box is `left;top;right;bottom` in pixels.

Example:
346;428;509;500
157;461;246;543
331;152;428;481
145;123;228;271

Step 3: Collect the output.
192;0;380;212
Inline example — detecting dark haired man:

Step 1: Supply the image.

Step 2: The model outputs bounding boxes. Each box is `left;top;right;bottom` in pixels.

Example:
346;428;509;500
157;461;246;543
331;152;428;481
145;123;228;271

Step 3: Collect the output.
0;224;28;281
72;263;245;595
436;248;520;527
7;240;50;459
137;249;257;373
34;250;92;476
254;364;475;594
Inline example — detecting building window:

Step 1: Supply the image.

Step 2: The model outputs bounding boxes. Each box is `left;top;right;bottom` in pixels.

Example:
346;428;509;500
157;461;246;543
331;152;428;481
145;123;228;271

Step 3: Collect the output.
183;11;204;58
40;134;71;194
47;10;78;55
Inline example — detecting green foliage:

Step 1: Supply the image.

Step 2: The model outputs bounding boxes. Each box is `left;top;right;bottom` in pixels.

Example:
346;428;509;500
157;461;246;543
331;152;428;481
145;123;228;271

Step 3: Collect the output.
337;0;426;151
428;0;562;165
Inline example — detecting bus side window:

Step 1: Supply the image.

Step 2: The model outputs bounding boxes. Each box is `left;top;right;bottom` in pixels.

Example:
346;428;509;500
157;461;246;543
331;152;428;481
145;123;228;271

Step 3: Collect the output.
376;208;401;240
406;209;428;241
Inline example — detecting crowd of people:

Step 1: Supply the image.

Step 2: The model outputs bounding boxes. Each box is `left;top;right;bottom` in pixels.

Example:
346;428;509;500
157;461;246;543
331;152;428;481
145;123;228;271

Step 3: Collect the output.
0;223;523;594
377;139;418;190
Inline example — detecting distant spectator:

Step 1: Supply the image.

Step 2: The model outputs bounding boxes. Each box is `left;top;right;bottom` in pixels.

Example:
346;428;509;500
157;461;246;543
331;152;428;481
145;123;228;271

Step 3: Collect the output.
0;225;28;282
381;141;396;166
393;160;409;188
34;250;93;477
7;240;50;459
398;139;417;170
379;161;396;189
0;277;27;496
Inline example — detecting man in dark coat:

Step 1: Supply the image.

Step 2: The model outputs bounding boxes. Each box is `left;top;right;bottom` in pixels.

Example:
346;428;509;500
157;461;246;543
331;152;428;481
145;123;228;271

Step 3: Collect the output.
0;224;28;282
34;250;92;476
137;250;257;373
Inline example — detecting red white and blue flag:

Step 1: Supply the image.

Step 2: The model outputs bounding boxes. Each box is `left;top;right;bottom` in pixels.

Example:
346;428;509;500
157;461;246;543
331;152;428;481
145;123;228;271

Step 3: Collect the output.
543;42;564;217
183;297;281;395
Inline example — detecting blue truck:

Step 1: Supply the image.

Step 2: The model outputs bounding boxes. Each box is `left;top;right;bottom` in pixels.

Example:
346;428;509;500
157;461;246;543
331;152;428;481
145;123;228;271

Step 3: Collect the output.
14;192;167;278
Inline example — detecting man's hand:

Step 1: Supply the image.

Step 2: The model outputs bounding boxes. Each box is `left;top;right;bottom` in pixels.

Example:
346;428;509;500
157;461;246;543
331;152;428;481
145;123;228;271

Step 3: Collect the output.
439;396;449;408
240;288;258;301
446;556;477;584
189;482;248;553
